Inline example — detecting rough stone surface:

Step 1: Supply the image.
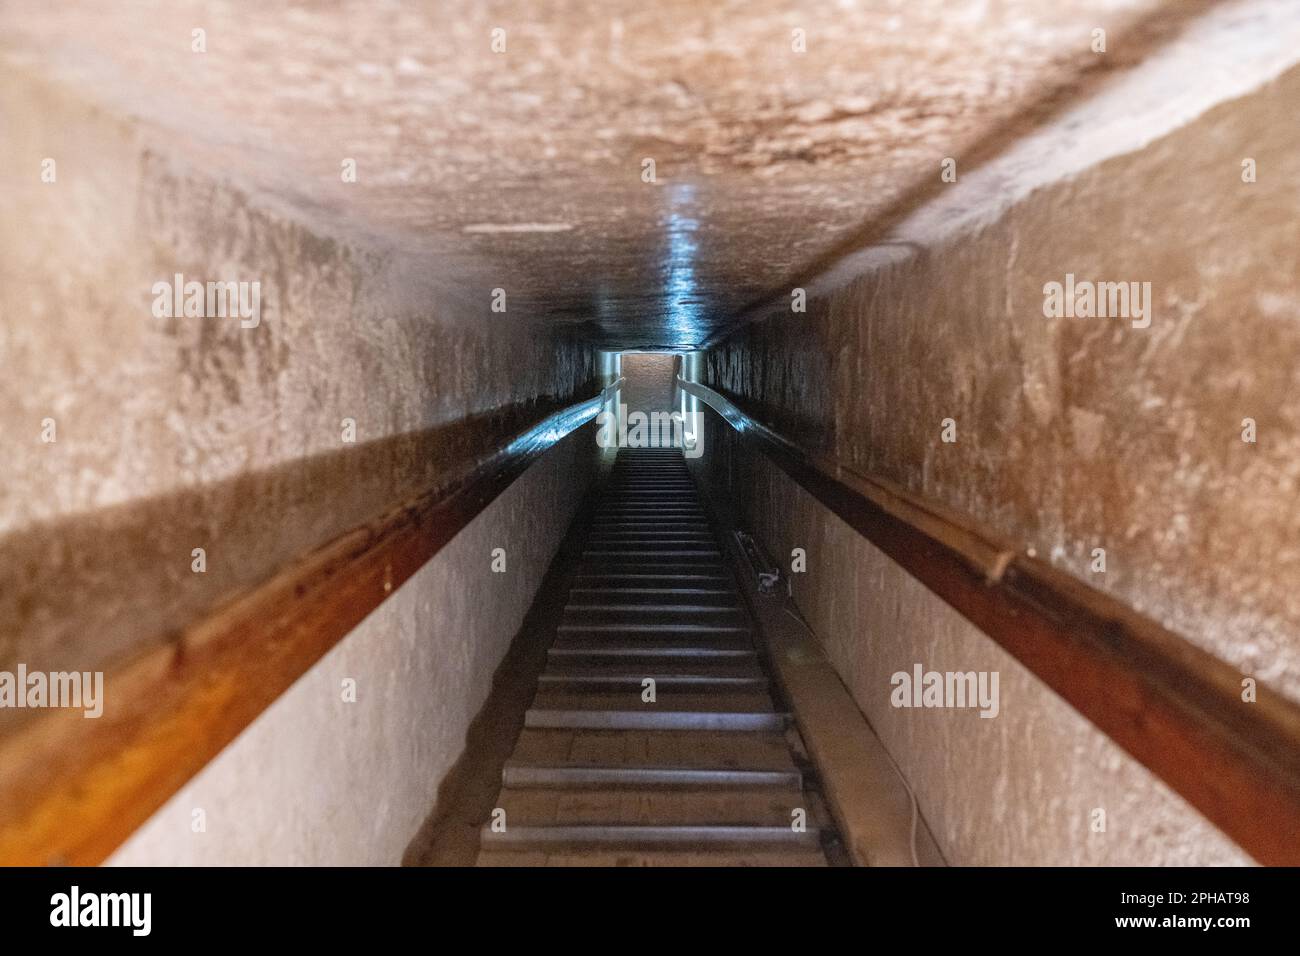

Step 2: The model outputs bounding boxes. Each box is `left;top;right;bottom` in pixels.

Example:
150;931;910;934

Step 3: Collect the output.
694;8;1300;863
0;0;1187;348
0;63;596;687
0;65;593;535
707;60;1300;704
0;31;597;863
700;417;1249;864
108;428;595;866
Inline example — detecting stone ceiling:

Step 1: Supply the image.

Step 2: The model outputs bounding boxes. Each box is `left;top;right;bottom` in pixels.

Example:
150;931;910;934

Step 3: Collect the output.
4;0;1211;349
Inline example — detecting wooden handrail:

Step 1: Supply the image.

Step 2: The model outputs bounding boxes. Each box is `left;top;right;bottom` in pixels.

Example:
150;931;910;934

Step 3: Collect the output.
679;376;1300;865
0;378;622;865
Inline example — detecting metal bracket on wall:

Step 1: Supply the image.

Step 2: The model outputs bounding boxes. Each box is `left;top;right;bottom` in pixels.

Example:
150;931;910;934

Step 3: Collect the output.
733;530;781;594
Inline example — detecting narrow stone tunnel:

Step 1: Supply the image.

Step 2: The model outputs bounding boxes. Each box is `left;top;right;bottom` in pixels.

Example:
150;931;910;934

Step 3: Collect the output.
2;0;1299;879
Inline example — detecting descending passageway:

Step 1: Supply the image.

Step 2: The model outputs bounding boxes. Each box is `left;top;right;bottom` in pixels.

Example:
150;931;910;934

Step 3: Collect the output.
3;0;1300;872
478;446;837;866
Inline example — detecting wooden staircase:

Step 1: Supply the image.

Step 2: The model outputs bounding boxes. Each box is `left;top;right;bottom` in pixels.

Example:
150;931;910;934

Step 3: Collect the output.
476;447;835;866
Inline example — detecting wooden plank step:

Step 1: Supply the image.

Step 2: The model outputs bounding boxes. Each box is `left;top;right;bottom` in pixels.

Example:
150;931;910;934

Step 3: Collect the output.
566;587;738;605
579;549;723;561
584;543;719;554
530;690;773;713
537;673;767;692
480;823;821;851
571;573;731;587
476;848;827;867
524;710;788;731
585;536;712;543
562;606;747;627
501;765;800;789
548;644;756;661
543;657;761;678
556;623;749;637
486;786;820;829
506;728;799;772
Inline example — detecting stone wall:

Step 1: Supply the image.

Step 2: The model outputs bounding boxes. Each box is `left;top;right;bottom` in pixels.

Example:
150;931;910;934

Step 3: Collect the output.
109;428;596;865
698;51;1300;866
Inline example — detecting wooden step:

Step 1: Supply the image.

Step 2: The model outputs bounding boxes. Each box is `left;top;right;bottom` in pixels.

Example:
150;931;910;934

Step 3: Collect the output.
476;848;827;867
524;710;788;732
506;727;799;772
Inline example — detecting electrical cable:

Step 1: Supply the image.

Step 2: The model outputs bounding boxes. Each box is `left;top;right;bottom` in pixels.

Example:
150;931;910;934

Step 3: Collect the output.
778;593;924;868
738;530;936;866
